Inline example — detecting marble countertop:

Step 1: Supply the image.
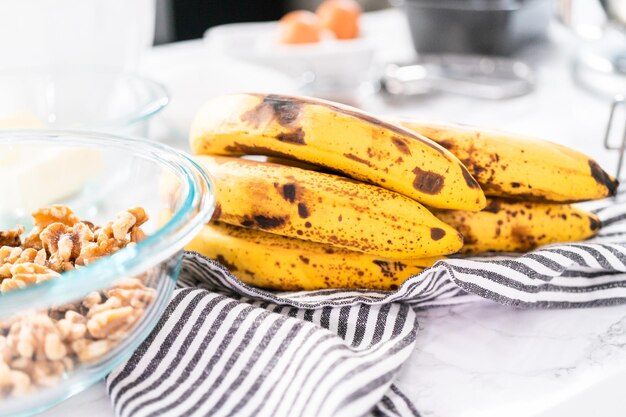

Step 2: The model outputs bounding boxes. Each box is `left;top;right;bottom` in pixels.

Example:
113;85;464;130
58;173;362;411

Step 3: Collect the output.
43;301;626;417
40;8;626;417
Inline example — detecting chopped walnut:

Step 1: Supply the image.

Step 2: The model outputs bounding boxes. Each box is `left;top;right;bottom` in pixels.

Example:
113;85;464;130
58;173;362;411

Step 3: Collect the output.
57;312;87;342
33;249;46;266
106;281;156;309
71;339;115;363
112;212;136;240
82;292;102;309
128;207;148;227
0;226;24;247
0;205;154;397
86;296;122;317
21;206;80;251
87;306;136;339
40;222;94;272
0;246;23;265
75;239;126;266
130;227;146;243
1;263;60;293
31;359;69;387
32;206;80;229
8;369;31;396
44;334;67;361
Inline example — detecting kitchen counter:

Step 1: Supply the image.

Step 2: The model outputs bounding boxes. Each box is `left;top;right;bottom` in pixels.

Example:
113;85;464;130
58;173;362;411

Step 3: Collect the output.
41;9;626;417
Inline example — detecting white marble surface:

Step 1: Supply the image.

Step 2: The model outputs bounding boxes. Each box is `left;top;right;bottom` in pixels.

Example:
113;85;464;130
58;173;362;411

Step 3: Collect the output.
40;8;626;417
400;302;626;417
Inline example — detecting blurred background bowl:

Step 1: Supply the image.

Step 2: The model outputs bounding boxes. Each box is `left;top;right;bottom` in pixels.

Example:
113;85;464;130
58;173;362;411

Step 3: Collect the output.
204;21;376;102
0;68;168;136
398;0;551;55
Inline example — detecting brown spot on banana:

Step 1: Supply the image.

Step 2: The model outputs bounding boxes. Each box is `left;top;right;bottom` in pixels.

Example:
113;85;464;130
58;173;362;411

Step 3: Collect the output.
481;184;586;203
589;215;601;231
483;199;501;213
461;167;480;189
276;129;306;145
372;260;393;277
280;184;297;203
240;215;288;229
391;137;411;155
372;260;408;278
299;255;310;264
412;167;444;194
436;139;455;151
430;228;446;240
212;203;222;221
216;254;238;272
223;143;296;160
263;94;304;126
343;153;373;167
511;225;532;245
241;94;303;128
588;160;618;196
297;203;310;219
240;102;274;128
456;225;477;244
240;95;307;145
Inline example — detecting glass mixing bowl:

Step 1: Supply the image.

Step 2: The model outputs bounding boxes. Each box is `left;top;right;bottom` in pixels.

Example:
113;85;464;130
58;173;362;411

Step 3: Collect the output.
0;68;168;136
0;130;215;416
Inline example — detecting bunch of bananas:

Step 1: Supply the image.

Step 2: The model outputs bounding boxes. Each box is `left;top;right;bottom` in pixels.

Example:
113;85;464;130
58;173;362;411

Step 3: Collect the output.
186;93;617;290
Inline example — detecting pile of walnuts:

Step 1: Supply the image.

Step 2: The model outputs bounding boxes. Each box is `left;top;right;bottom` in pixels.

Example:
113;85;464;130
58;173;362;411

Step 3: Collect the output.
0;206;155;398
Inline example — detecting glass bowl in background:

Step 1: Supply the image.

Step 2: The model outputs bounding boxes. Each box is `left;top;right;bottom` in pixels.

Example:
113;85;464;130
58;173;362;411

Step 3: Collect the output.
0;130;215;416
0;68;168;137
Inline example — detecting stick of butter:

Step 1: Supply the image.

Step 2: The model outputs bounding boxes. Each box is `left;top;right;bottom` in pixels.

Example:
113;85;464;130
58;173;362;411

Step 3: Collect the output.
0;113;45;129
0;114;104;217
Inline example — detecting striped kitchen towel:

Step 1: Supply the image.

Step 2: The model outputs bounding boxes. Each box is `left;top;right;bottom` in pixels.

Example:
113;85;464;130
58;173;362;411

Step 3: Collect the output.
107;195;626;417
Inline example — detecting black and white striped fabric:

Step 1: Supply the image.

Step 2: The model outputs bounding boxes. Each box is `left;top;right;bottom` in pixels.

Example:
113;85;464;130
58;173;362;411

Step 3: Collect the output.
107;196;626;417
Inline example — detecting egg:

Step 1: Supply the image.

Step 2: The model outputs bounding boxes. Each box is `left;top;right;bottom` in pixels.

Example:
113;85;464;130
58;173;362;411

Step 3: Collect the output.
316;0;361;40
277;10;322;44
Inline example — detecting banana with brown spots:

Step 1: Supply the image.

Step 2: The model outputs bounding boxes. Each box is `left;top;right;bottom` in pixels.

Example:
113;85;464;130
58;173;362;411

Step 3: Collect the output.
397;120;618;203
186;221;442;290
195;155;463;259
190;93;486;211
432;198;601;254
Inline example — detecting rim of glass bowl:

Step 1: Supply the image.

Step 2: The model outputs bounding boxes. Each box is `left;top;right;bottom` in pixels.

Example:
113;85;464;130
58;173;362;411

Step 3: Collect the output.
0;130;215;316
0;66;169;130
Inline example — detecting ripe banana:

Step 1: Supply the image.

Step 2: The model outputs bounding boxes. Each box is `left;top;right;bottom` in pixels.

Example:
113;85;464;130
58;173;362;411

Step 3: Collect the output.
186;222;442;290
195;155;463;258
190;93;486;211
433;198;601;254
397;120;618;202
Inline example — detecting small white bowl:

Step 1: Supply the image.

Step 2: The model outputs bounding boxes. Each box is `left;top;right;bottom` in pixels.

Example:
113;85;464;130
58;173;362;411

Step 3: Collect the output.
204;21;376;96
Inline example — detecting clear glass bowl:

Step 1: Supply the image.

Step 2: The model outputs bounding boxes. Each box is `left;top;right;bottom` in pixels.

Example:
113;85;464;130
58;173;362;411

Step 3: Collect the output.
0;68;168;136
0;130;215;416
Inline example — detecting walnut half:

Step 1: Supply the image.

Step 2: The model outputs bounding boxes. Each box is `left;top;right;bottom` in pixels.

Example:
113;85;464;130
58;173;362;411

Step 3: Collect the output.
0;226;24;248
